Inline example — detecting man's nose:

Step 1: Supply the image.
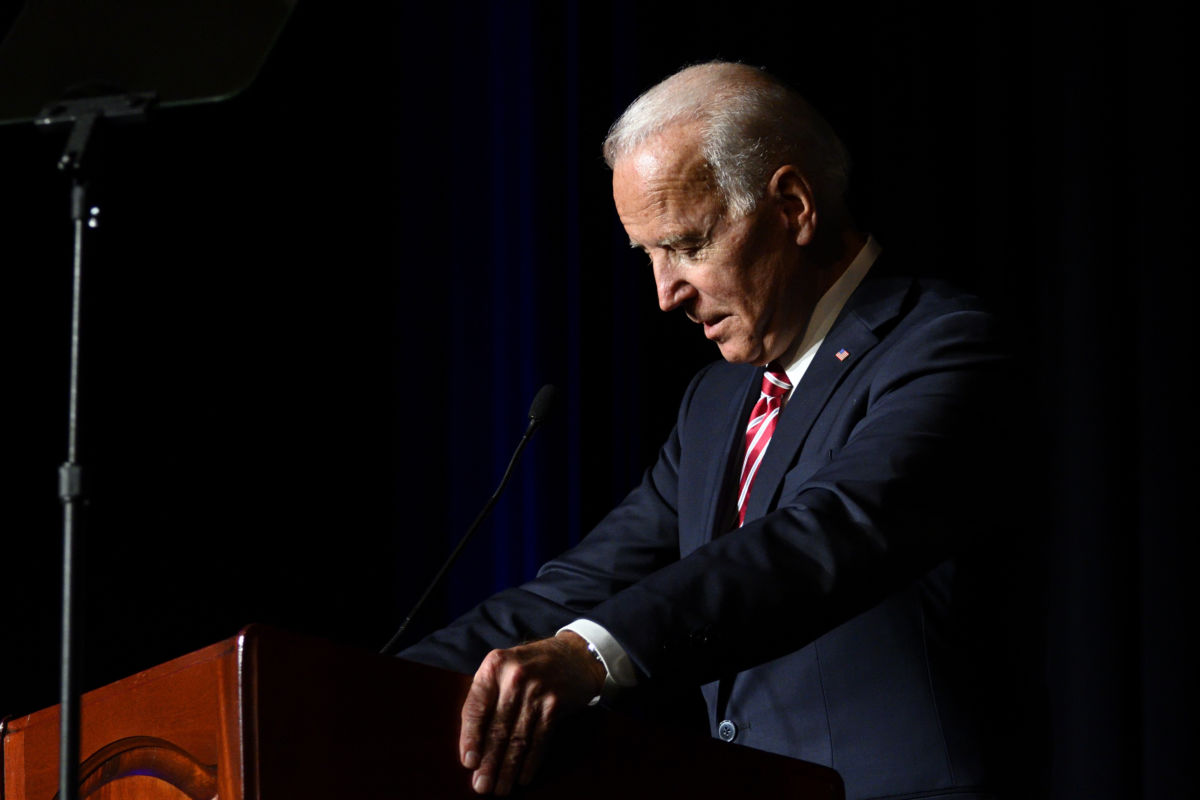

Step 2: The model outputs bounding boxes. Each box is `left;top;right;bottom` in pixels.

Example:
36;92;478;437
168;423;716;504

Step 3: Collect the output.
653;257;694;312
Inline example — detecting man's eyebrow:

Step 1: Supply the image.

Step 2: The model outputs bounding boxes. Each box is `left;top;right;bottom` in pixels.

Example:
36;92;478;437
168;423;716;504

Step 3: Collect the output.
629;232;708;250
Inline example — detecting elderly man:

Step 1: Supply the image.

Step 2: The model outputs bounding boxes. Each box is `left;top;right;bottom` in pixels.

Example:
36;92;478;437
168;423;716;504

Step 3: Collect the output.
402;62;1011;800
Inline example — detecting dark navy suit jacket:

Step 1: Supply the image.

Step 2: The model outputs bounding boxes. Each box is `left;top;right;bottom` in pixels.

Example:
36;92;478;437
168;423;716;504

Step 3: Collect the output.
403;274;1013;800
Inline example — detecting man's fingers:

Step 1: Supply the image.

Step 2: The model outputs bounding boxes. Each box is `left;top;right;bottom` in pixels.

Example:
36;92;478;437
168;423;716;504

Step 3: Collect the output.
492;687;548;796
518;696;557;788
460;653;503;768
468;651;530;794
459;685;493;768
472;686;521;794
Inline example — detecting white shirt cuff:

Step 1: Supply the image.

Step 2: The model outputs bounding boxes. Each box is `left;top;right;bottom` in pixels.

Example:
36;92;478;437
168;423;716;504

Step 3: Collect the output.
558;619;637;704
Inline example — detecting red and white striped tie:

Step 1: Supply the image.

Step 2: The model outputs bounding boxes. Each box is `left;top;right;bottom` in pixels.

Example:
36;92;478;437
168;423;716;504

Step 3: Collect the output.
737;367;792;526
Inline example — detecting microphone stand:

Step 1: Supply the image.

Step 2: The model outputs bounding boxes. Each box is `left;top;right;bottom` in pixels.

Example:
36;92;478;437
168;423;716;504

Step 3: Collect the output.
380;385;557;656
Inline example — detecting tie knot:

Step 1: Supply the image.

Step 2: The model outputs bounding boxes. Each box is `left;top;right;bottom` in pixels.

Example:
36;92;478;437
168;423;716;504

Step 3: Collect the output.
760;368;791;400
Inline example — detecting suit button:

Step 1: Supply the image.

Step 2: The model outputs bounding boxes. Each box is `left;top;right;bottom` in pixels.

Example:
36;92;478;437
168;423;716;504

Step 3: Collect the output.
717;719;737;742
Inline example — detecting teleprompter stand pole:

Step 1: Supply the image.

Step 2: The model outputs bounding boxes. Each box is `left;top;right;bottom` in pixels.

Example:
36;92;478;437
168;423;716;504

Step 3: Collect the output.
0;4;295;796
37;93;153;800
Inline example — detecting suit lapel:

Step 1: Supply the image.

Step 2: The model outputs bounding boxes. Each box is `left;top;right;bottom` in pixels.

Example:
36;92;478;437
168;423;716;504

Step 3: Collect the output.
742;276;915;522
696;369;761;543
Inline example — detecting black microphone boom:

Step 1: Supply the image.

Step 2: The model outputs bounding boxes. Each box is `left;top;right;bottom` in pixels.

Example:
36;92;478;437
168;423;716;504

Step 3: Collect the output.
380;384;558;656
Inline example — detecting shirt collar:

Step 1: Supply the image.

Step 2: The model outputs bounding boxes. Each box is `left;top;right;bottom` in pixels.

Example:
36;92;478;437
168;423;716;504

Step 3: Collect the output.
780;234;881;390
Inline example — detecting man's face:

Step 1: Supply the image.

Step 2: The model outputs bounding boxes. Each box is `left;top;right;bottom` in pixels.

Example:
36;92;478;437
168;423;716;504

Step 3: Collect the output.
612;126;812;366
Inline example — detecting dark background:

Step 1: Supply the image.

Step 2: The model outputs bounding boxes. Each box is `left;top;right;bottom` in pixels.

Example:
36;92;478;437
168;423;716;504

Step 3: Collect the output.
2;1;1194;797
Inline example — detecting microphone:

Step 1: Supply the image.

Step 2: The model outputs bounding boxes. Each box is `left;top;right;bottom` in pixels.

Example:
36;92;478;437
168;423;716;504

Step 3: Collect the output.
527;383;557;429
380;384;558;656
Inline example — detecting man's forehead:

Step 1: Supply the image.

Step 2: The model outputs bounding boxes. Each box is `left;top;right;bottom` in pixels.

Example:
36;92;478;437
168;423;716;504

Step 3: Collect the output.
627;146;667;180
615;132;716;210
620;123;707;183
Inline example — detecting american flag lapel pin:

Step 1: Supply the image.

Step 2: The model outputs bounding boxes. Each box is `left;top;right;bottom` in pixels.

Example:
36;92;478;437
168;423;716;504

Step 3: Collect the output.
835;348;850;361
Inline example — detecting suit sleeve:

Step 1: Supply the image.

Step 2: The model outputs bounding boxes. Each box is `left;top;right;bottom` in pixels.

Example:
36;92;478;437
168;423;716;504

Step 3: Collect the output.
583;303;1010;685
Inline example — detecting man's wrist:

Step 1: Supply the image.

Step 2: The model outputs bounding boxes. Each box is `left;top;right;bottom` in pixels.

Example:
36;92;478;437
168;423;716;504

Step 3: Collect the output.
556;620;638;707
557;620;636;688
554;630;608;704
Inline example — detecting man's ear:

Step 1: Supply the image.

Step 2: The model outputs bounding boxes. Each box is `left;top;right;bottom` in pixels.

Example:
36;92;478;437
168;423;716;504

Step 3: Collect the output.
768;165;817;246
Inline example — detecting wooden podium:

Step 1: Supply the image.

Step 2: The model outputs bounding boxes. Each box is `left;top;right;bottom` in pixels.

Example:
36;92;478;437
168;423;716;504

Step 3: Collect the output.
2;626;844;799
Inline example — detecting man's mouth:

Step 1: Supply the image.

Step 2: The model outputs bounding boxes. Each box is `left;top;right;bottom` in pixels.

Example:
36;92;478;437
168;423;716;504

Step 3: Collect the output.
701;315;729;339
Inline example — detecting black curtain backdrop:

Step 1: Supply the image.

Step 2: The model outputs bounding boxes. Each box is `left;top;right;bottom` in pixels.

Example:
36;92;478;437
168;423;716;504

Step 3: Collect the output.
2;2;1194;797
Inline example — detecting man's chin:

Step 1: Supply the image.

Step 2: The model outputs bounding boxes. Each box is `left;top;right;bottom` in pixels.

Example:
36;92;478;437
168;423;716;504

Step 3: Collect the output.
714;331;776;365
715;342;759;364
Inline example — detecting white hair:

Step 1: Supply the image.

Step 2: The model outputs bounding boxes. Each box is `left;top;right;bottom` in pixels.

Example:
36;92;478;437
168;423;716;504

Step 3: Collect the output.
603;62;851;217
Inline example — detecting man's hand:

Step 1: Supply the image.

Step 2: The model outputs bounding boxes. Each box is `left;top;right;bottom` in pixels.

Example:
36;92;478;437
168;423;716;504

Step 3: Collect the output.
459;631;606;795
